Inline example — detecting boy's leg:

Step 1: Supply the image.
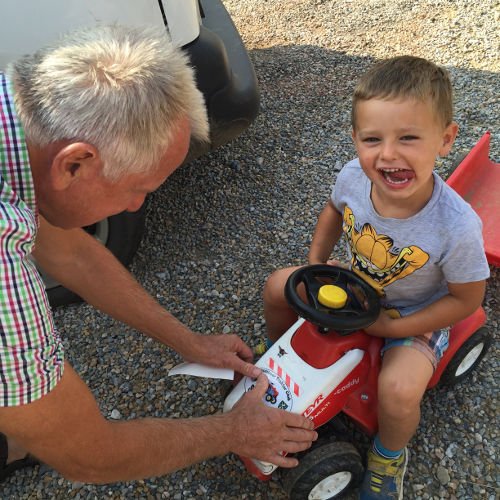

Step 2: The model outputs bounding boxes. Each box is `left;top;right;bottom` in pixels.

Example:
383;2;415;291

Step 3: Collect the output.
361;329;448;499
377;346;434;451
0;433;39;482
262;266;303;343
5;435;28;463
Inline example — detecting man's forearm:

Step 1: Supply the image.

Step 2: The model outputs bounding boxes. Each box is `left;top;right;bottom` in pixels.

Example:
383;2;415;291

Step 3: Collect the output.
77;414;233;483
0;364;316;483
34;221;196;352
0;363;230;483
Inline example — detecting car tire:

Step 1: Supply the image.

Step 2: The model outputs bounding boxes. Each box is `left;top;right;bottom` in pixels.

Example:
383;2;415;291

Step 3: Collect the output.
439;327;492;387
281;440;364;500
44;206;146;307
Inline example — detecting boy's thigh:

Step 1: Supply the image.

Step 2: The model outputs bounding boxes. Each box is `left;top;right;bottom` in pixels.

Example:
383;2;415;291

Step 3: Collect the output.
379;329;450;396
264;265;304;300
380;346;433;395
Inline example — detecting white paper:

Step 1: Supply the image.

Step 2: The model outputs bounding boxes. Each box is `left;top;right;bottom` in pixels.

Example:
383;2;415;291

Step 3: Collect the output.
168;362;234;380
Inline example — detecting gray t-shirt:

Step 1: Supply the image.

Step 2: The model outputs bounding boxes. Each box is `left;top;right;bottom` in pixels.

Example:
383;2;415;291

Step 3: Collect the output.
331;159;490;316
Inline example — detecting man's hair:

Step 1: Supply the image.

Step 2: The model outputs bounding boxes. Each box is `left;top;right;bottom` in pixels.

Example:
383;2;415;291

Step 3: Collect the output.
8;24;209;180
351;55;453;129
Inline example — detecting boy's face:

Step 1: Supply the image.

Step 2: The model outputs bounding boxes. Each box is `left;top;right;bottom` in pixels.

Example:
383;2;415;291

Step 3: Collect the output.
352;97;458;217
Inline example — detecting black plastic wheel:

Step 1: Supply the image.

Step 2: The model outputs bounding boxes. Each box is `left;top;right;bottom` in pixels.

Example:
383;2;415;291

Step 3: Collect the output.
281;441;363;500
440;327;492;387
43;207;146;307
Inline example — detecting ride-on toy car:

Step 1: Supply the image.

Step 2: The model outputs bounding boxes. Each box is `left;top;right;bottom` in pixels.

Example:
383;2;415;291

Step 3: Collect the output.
224;265;492;499
224;133;497;499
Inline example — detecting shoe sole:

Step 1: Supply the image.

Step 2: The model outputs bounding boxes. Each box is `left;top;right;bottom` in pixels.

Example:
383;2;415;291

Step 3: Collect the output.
399;449;409;500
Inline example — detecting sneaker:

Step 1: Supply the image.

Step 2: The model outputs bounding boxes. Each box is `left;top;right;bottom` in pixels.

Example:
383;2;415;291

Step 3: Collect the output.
254;342;268;357
359;447;408;499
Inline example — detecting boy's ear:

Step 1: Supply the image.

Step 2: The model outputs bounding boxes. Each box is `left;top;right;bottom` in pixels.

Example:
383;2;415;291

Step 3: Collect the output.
50;143;102;190
439;122;459;157
351;128;359;148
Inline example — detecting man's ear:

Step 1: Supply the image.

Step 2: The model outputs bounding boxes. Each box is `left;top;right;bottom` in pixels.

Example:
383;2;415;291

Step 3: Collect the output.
50;143;102;190
439;122;459;157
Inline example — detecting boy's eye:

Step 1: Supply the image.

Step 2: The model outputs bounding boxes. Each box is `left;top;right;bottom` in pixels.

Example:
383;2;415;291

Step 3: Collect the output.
401;135;418;141
362;137;380;143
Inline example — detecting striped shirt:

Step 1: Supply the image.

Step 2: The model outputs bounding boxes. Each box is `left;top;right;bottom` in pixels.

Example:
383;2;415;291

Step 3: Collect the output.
0;72;64;406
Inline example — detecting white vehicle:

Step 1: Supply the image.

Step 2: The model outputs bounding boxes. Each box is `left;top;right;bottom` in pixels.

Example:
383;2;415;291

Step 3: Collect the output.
1;0;259;305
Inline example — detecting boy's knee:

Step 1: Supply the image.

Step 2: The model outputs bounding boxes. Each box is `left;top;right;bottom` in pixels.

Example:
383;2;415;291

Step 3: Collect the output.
263;268;292;305
378;373;425;416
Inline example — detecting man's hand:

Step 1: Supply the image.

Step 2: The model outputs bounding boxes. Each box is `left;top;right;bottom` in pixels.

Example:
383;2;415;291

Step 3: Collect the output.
228;374;317;467
180;333;262;379
0;364;310;482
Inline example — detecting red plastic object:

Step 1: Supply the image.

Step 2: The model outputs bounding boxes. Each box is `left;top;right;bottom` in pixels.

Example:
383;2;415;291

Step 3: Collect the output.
427;306;487;388
446;131;500;266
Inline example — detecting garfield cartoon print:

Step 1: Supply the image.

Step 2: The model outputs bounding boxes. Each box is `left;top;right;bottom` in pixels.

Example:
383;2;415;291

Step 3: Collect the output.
342;206;429;295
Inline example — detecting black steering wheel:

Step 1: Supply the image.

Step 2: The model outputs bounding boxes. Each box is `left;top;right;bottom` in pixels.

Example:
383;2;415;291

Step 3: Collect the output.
284;264;380;333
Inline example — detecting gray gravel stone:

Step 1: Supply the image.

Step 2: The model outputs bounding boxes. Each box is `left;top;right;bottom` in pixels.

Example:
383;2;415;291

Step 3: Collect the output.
5;1;498;499
437;466;451;486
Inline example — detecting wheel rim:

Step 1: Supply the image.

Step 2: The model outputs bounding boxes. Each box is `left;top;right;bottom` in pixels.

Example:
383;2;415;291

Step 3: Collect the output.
455;342;484;376
308;471;352;499
38;219;110;290
83;218;110;245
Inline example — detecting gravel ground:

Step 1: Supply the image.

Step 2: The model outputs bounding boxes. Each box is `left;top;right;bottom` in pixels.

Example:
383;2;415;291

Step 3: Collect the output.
5;1;499;499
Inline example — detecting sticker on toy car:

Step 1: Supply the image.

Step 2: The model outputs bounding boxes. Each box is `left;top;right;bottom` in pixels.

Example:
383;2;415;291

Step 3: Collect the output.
268;357;301;396
244;367;294;411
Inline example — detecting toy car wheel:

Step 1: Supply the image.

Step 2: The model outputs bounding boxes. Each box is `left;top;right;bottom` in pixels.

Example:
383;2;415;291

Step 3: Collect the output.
41;207;146;307
281;441;363;500
440;327;492;387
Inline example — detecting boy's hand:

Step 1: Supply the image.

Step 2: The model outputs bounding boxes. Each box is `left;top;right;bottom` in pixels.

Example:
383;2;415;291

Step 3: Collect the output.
326;259;349;268
364;310;395;337
307;258;348;268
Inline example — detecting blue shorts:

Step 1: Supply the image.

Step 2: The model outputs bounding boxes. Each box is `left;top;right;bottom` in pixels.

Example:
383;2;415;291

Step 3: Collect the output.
381;328;450;371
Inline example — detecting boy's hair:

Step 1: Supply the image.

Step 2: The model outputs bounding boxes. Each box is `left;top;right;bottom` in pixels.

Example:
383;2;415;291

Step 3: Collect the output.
8;24;209;181
351;55;453;129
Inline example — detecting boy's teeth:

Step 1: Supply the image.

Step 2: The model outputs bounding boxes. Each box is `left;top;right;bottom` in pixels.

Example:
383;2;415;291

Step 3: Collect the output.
380;168;413;184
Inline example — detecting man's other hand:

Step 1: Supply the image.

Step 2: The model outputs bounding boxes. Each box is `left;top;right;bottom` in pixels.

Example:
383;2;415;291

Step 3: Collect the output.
227;374;317;467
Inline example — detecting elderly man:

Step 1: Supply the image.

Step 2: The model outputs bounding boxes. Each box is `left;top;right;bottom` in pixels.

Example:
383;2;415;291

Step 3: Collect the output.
0;25;316;483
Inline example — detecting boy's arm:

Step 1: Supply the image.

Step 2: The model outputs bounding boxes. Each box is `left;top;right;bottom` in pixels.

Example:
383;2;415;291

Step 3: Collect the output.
308;200;343;264
365;280;486;338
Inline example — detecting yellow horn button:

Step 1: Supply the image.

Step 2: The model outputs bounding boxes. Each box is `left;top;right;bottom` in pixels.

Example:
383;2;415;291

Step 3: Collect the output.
318;285;348;309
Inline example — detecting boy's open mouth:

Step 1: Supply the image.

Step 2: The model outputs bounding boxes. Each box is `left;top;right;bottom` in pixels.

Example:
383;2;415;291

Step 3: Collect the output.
379;168;415;185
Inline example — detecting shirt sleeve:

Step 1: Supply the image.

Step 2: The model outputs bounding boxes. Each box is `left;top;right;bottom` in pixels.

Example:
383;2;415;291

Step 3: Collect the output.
0;212;64;406
440;211;491;284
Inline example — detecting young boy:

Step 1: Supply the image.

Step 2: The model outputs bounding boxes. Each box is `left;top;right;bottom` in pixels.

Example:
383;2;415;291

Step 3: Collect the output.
262;56;490;499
